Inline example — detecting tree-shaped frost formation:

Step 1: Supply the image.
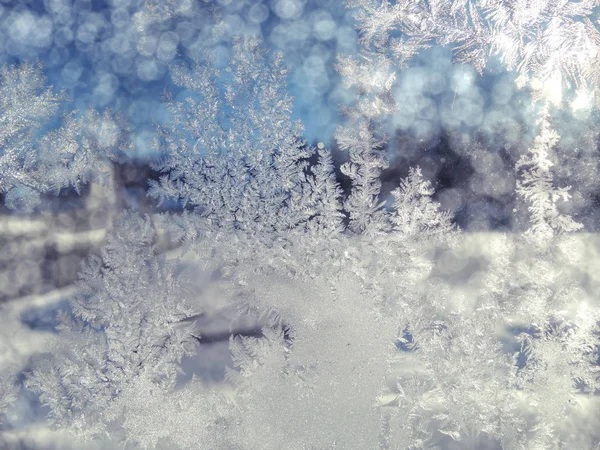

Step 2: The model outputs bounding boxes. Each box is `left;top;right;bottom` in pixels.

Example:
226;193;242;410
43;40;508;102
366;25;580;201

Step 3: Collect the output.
0;63;129;212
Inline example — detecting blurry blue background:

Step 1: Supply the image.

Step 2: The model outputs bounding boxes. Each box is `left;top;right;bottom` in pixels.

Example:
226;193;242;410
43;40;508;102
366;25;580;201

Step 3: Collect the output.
0;0;598;231
0;0;355;152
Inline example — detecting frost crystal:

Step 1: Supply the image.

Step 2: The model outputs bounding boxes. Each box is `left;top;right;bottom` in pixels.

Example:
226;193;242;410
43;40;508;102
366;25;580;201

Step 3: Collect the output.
1;1;598;449
0;63;128;212
346;0;600;107
516;111;584;239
